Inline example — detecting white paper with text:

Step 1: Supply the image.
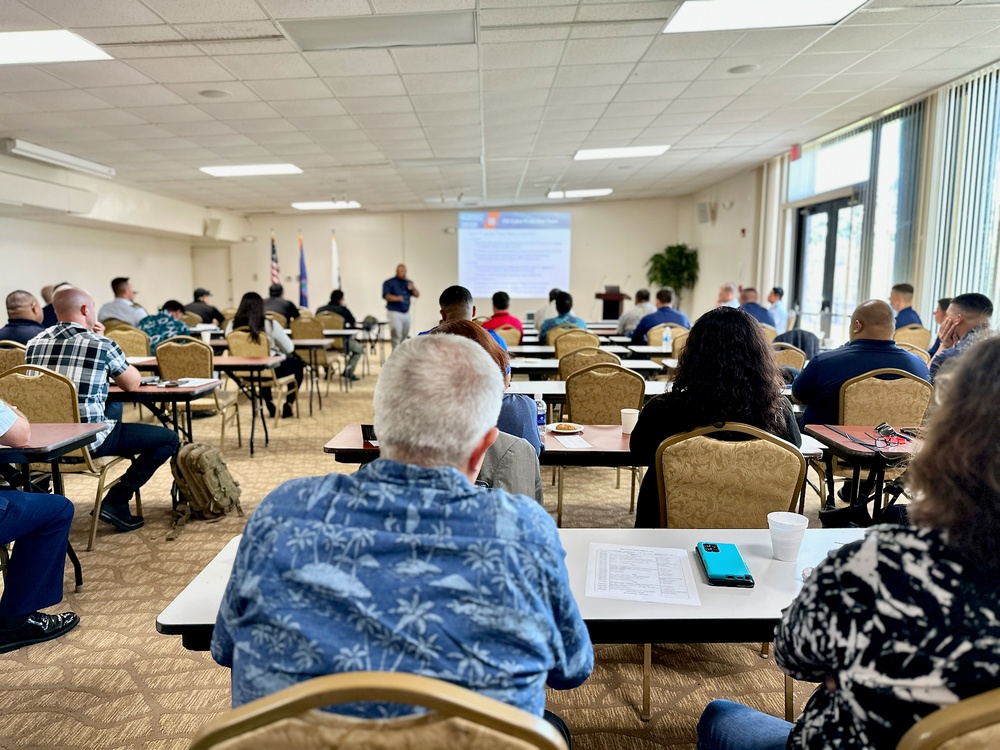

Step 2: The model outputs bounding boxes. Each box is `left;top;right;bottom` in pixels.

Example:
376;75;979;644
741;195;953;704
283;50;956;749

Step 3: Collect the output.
585;543;701;606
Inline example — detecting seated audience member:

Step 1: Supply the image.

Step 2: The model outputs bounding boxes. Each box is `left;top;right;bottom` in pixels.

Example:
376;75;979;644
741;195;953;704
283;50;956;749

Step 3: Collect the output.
316;290;363;381
263;283;300;322
767;287;788;333
429;319;542;456
538;291;586;339
616;289;655;337
792;300;929;427
211;335;592;743
97;277;147;326
533;288;560;330
697;337;1000;750
432;285;509;351
477;431;544;503
185;288;223;325
482;291;524;340
630;307;801;529
138;300;190;354
0;400;79;654
0;291;45;344
26;287;179;532
717;282;739;308
890;282;922;328
739;288;777;328
630;287;691;344
227;292;303;418
929;292;993;381
926;296;951;357
41;282;70;328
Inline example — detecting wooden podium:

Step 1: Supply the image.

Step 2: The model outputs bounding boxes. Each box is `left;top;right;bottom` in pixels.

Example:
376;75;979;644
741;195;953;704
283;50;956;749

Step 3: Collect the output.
595;288;630;319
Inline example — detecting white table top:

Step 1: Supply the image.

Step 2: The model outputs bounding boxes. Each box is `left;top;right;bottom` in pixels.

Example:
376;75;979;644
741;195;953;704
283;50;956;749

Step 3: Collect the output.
508;380;668;398
509;358;662;374
509;345;630;357
158;536;241;629
322;329;359;337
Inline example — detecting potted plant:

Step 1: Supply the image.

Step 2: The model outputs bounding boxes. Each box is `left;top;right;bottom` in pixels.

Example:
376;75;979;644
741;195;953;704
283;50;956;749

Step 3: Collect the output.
646;243;699;306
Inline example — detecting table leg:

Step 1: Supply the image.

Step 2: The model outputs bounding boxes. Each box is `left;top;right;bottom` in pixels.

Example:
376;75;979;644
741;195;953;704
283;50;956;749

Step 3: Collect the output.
823;452;836;510
185;402;193;442
307;348;316;416
43;461;83;591
315;348;323;411
257;370;270;448
870;464;887;522
641;642;651;721
556;466;564;527
247;372;258;457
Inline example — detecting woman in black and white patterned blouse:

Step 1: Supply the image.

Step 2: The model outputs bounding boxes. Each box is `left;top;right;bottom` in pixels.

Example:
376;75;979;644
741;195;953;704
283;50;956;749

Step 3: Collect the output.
697;335;1000;750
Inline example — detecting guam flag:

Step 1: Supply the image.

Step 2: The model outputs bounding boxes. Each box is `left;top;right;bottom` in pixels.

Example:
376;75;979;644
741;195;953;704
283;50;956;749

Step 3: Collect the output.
298;233;308;308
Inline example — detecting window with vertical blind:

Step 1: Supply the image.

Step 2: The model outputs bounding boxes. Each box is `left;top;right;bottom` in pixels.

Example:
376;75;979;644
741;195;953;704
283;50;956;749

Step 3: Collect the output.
925;67;1000;305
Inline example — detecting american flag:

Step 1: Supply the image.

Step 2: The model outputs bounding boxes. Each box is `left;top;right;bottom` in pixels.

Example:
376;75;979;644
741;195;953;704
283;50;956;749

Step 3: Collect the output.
270;235;281;286
298;233;308;308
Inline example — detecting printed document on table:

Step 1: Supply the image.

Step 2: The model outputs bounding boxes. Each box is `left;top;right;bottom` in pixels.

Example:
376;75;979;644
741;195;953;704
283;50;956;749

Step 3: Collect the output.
585;543;701;606
555;435;591;449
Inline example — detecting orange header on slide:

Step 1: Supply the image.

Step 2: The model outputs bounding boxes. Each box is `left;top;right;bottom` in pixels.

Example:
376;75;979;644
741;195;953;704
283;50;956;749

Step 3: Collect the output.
484;211;500;229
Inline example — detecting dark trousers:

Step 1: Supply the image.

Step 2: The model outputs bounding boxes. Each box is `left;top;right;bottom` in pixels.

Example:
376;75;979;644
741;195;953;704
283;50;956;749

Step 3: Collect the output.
262;356;305;405
0;491;74;620
91;421;179;512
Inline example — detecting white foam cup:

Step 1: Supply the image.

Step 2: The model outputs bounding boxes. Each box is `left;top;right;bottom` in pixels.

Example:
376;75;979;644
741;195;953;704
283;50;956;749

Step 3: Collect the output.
621;408;640;435
200;330;212;344
767;511;808;562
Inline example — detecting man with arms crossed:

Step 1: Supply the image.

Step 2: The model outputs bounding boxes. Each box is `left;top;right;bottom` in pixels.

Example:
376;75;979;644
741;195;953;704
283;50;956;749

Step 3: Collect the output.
212;335;592;744
383;263;419;349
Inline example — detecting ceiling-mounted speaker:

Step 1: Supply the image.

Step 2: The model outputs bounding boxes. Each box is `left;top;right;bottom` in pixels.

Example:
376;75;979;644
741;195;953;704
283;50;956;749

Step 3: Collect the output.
204;218;222;238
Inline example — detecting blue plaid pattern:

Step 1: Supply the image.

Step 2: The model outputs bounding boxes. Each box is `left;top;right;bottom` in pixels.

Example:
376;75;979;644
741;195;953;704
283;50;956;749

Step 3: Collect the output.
25;323;130;450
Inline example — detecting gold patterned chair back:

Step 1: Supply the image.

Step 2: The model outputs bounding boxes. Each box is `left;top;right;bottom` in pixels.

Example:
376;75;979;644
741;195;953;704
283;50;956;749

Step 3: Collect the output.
315;312;344;330
839;368;932;427
101;317;126;332
264;311;288;329
106;326;151;357
473;316;490;325
297;308;313;318
772;343;806;370
494;325;521;347
759;323;778;342
545;324;578;346
565;363;644;424
647;323;687;348
0;341;26;375
672;330;689;359
893;325;932;351
896;685;1000;750
0;365;91;464
290;317;324;340
655;423;806;529
897;342;931;365
181;311;203;327
226;329;270;357
188;671;566;750
156;336;213;380
554;330;600;358
558;346;620;380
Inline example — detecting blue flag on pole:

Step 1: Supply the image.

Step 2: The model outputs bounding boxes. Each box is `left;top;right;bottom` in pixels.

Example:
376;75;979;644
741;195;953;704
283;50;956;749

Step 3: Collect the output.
298;233;308;308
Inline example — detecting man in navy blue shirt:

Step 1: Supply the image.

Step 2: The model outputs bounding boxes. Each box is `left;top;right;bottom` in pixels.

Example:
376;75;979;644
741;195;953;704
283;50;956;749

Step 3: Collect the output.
792;300;929;427
631;287;691;343
382;263;419;349
739;288;777;328
0;291;45;345
890;283;923;329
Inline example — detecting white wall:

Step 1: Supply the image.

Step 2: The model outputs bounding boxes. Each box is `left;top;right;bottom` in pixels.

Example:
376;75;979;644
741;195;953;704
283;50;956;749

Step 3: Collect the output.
0;216;194;311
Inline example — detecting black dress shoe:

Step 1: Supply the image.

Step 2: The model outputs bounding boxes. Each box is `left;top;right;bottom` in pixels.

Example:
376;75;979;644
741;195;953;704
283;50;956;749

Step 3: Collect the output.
265;400;277;418
281;403;294;419
0;612;79;654
98;504;145;532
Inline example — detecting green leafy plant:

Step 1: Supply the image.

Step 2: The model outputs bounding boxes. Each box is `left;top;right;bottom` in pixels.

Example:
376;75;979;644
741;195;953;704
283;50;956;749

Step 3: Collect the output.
646;243;699;304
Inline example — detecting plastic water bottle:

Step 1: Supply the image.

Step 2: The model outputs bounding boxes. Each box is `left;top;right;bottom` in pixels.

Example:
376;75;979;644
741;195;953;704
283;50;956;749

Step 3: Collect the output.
661;327;672;352
535;394;546;441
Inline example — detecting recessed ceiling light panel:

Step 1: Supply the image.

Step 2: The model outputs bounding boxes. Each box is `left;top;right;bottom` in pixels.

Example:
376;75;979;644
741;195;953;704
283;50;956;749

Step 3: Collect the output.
574;146;669;161
281;11;475;51
0;30;111;66
548;188;614;199
292;201;361;210
663;0;866;34
200;164;303;177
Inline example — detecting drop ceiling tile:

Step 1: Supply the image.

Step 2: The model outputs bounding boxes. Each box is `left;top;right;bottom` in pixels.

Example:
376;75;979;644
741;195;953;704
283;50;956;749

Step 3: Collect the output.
288;115;360;131
419;110;481;127
810;71;898;93
219;53;317;80
23;0;164;26
326;75;406;97
644;31;739;61
305;49;398;76
570;20;667;38
553;63;633;87
77;25;183;44
479;27;571;43
745;75;827;95
705;108;767;124
90;84;189;108
127;136;202;150
392;45;478;74
680;78;756;98
209;145;274;157
128;56;237;83
354;112;421;128
165;81;260;103
664;96;736;113
888;21;992;49
268;99;345;117
197;101;281;119
197;38;298;56
723;28;828;57
66;109;151;126
111;43;204;59
43;61;156;88
404;71;480;94
777;52;860;76
610;82;684;102
0;95;37;114
245;78;332;101
160;120;238;136
260;0;370;17
650;111;711;127
632;59;713;83
411;93;481;111
142;0;267;23
97;123;178;139
0;68;71;93
544;103;607;120
481;41;565;69
485;67;559;90
561;37;653;66
341;96;413;114
480;6;577;25
227;118;300;133
0;2;54;31
603;100;668;117
374;0;475;11
8;89;112;111
701;57;789;80
918;47;1000;71
859;48;946;71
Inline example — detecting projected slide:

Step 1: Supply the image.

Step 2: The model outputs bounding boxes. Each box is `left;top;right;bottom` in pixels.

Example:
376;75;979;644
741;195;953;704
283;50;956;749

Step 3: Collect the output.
458;211;571;299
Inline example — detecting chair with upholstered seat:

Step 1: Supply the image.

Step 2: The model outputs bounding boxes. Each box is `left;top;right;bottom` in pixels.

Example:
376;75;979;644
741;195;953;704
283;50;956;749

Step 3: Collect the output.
893;324;932;351
493;324;522;347
558;346;620;380
897;341;931;365
545;324;579;346
772;342;807;370
189;671;566;750
671;329;689;359
553;330;600;359
759;323;778;342
106;326;151;357
101;318;127;332
226;330;298;421
0;365;138;551
156;336;241;447
646;323;688;348
0;341;26;375
291;316;345;393
180;311;203;328
896;685;1000;750
264;311;288;330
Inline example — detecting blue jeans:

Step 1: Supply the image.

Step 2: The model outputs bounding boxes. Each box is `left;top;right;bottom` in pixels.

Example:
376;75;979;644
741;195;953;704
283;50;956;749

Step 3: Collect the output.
91;421;179;512
697;700;792;750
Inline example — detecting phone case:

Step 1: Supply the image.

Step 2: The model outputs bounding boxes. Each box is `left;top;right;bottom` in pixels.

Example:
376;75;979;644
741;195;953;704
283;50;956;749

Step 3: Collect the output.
695;542;755;588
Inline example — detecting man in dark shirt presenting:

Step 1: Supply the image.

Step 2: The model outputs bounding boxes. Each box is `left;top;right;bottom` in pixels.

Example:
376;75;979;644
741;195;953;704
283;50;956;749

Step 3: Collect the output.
185;288;223;325
382;263;419;349
316;290;363;381
0;291;45;344
264;284;300;322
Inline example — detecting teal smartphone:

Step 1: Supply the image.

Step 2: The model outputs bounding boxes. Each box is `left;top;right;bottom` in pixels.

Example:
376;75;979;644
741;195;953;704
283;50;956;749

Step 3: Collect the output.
695;542;755;588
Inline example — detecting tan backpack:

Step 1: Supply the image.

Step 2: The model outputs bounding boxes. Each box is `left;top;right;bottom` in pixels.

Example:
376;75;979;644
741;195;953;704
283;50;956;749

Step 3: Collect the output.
168;443;243;539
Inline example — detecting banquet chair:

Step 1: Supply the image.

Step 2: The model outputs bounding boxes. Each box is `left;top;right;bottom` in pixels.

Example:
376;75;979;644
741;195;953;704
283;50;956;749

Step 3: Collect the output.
671;329;689;359
558;347;620;380
897;341;931;365
264;312;288;329
896;685;1000;750
101;318;127;332
0;341;26;375
553;330;600;358
181;311;203;328
893;324;932;351
188;671;566;750
759;323;778;342
772;343;807;371
156;337;241;448
650;423;806;722
494;324;522;347
226;330;298;422
312;312;351;388
646;323;688;348
0;365;138;551
545;325;579;346
106;326;151;357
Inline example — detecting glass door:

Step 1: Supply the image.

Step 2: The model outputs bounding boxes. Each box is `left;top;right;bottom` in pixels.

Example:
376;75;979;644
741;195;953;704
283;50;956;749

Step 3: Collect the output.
793;197;864;346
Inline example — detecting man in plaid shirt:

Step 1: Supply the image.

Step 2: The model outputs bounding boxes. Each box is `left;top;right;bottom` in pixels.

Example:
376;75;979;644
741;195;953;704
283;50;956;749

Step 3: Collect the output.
26;287;179;533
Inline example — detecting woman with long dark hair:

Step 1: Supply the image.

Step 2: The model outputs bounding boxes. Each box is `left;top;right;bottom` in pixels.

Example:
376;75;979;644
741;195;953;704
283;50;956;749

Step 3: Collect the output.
630;306;800;527
227;292;303;418
697;335;1000;749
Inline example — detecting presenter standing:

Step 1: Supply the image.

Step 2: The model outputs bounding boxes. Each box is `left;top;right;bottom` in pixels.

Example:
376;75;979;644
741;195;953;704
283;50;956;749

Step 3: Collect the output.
382;263;419;349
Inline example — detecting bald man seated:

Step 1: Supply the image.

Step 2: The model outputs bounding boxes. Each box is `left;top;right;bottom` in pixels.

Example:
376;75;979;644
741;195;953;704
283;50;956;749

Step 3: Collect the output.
0;291;45;345
25;287;179;533
792;300;930;427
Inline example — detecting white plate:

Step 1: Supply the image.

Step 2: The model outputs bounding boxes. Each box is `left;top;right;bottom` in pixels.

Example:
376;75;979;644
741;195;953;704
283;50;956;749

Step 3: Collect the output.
546;423;583;435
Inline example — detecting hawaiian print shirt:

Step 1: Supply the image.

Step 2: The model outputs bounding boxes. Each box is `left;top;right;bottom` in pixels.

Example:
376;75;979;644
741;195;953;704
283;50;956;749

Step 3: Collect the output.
137;311;189;354
929;324;991;381
212;459;594;718
777;525;1000;749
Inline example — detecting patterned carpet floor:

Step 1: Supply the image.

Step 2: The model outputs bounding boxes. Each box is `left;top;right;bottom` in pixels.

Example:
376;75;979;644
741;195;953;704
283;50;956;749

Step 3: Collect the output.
0;362;825;750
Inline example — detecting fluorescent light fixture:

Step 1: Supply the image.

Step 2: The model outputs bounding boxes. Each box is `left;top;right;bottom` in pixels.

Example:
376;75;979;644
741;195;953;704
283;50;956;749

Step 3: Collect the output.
574;145;669;161
281;11;476;52
663;0;866;33
0;30;111;65
200;164;303;177
548;188;613;199
3;138;115;179
292;201;361;210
